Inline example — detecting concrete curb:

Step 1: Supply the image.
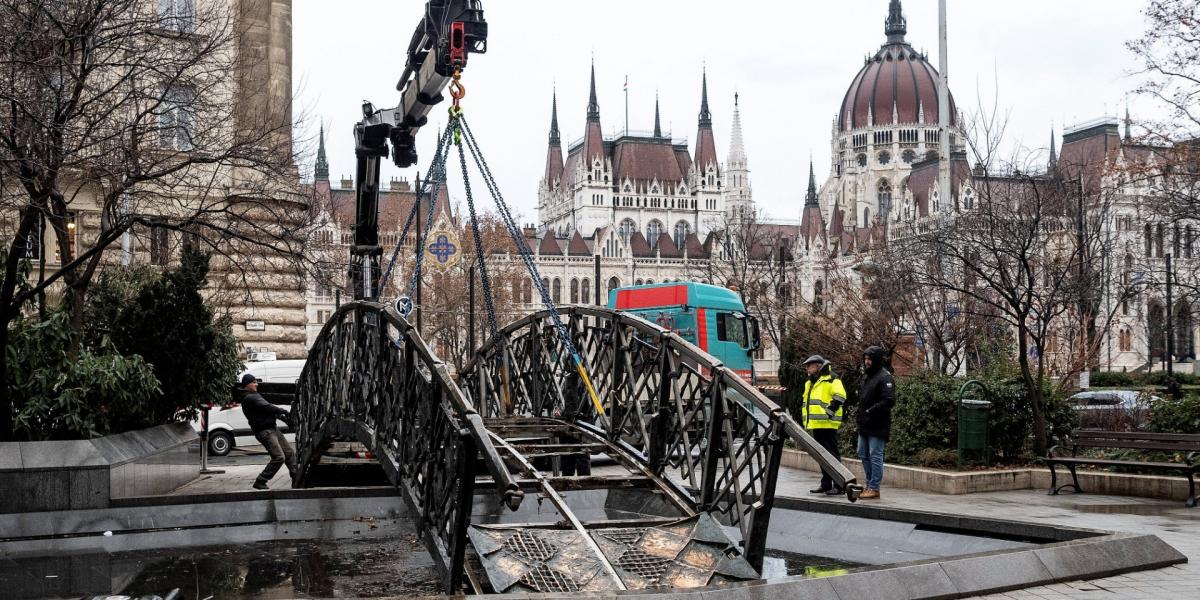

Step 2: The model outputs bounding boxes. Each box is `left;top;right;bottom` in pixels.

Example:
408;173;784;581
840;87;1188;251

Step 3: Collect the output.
783;448;1196;502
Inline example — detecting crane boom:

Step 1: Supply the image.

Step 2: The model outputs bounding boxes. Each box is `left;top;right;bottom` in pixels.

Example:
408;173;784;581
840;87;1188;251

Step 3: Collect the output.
350;0;487;302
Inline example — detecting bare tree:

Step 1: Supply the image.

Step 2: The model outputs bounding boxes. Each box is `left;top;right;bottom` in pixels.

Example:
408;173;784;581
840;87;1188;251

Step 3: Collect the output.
689;210;796;353
0;0;308;439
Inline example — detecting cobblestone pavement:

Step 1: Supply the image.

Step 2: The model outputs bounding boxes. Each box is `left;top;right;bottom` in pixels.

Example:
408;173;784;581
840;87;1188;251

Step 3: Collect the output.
166;450;1197;599
771;467;1198;599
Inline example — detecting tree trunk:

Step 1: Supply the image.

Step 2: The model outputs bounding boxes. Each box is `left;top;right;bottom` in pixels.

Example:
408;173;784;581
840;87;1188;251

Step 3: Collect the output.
1016;326;1049;457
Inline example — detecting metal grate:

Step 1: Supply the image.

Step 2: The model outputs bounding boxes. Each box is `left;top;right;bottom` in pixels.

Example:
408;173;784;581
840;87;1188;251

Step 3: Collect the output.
503;531;558;562
616;547;671;587
597;528;645;546
519;564;579;593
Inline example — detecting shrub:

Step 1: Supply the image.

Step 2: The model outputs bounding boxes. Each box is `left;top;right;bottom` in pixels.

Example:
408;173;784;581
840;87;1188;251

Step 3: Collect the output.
89;248;241;418
1087;371;1137;388
1148;395;1200;434
8;306;161;440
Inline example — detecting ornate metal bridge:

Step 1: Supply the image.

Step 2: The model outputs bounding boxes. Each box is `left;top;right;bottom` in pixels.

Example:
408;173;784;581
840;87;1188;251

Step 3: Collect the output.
294;301;859;594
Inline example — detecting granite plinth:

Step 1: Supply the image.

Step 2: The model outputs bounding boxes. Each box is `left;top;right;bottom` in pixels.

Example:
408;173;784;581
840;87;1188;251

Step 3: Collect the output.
0;423;198;514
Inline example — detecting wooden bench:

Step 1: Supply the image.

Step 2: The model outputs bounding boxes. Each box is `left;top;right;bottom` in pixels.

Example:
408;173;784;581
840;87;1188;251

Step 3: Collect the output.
1045;430;1200;508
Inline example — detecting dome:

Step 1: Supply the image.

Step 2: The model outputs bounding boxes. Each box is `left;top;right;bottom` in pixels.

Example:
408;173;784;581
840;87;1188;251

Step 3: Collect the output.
837;1;956;133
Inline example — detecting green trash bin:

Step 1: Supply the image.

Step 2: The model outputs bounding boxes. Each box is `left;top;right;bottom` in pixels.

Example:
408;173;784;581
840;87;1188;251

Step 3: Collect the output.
956;381;992;466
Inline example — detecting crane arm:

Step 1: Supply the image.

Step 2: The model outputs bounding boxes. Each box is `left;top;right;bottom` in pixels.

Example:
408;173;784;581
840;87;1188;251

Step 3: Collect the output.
350;0;487;302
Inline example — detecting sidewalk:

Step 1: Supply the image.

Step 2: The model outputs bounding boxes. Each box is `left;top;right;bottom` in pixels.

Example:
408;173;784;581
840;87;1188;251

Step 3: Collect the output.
773;467;1198;599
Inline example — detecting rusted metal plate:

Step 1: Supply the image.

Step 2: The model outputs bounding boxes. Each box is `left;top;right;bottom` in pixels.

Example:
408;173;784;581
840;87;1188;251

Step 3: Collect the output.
468;526;621;593
470;514;758;593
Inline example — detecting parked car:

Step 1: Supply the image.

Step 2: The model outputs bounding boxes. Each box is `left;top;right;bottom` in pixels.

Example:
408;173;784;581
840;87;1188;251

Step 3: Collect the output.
188;360;305;456
1067;390;1158;430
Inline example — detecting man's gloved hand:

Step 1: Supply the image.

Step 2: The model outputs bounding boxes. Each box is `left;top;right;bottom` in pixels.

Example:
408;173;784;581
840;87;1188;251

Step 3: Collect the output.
828;400;843;415
281;412;295;428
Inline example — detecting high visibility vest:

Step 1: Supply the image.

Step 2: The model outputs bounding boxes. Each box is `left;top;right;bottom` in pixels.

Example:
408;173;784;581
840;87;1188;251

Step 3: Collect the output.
802;374;846;430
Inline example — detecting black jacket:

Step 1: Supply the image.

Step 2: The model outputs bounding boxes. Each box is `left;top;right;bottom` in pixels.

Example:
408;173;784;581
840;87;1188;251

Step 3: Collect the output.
856;347;896;440
242;391;290;434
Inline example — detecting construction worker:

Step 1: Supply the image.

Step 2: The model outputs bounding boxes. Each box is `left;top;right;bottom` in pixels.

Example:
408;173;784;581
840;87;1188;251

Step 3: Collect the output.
801;355;846;495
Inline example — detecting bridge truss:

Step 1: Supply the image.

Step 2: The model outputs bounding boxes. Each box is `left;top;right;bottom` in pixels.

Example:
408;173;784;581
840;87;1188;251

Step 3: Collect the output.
295;302;859;594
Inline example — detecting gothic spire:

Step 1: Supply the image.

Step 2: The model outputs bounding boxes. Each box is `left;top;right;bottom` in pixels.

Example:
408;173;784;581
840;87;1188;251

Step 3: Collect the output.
314;123;329;181
727;92;746;166
549;88;561;145
653;92;662;138
885;0;907;44
1048;127;1058;171
805;159;819;206
698;68;712;128
1125;106;1132;141
587;60;600;122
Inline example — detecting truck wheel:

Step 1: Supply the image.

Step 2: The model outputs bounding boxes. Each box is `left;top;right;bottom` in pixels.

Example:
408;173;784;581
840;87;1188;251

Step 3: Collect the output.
209;431;234;457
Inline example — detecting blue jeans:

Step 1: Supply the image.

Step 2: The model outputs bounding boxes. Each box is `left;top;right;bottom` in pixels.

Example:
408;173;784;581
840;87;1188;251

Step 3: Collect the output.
857;434;885;491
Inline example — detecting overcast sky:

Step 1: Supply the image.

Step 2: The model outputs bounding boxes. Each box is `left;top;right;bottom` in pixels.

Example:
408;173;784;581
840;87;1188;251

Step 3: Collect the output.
293;0;1158;223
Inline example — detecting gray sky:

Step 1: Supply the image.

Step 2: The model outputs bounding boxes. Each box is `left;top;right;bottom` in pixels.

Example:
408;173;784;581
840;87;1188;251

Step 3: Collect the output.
294;0;1157;222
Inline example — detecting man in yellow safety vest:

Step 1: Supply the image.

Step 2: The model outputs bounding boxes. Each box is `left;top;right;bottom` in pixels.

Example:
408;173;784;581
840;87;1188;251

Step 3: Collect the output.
801;355;846;495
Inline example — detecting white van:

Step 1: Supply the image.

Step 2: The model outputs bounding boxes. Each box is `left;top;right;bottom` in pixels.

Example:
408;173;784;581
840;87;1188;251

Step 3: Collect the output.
189;359;306;456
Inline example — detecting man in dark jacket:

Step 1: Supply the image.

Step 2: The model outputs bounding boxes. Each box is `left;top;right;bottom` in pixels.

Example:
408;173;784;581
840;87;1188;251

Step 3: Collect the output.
856;346;895;499
240;373;296;490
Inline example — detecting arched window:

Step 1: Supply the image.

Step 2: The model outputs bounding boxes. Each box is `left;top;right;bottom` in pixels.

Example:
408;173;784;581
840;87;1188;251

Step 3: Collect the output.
1145;224;1153;257
646;279;654;285
607;276;620;295
1187;225;1195;258
1156;223;1165;257
552;278;562;304
635;279;644;286
674;220;691;247
1149;301;1166;361
813;280;825;313
522;279;532;304
1123;254;1134;287
646;220;664;247
570;278;579;304
1119;328;1132;353
619;218;637;243
1176;300;1195;360
581;278;591;305
877;179;892;216
863;207;871;225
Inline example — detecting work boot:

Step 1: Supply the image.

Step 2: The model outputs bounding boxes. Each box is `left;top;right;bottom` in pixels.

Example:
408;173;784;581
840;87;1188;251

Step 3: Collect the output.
860;489;880;500
252;481;269;490
809;487;831;494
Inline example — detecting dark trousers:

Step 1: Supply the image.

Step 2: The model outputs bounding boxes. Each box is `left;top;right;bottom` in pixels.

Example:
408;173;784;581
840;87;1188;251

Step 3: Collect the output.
254;428;296;486
810;428;842;491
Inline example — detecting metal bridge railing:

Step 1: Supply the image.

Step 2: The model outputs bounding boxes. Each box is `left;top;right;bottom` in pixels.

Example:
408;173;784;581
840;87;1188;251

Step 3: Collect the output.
294;301;523;592
459;306;860;567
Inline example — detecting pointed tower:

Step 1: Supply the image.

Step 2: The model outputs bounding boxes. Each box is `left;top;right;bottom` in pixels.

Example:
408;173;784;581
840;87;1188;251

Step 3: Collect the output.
314;124;329;181
1125;106;1133;141
583;61;606;165
693;69;720;181
653;93;663;138
724;92;752;218
1048;127;1058;172
543;89;564;187
801;160;826;248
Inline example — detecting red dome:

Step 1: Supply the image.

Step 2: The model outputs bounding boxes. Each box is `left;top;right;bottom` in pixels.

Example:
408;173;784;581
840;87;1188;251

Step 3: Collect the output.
839;2;955;132
839;42;955;133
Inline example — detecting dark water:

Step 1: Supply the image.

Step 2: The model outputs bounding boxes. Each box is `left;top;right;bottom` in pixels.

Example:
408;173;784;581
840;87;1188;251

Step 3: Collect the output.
120;537;440;599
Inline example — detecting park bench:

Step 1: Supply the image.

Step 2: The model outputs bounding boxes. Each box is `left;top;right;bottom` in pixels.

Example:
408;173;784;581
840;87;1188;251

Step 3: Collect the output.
1045;429;1200;508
